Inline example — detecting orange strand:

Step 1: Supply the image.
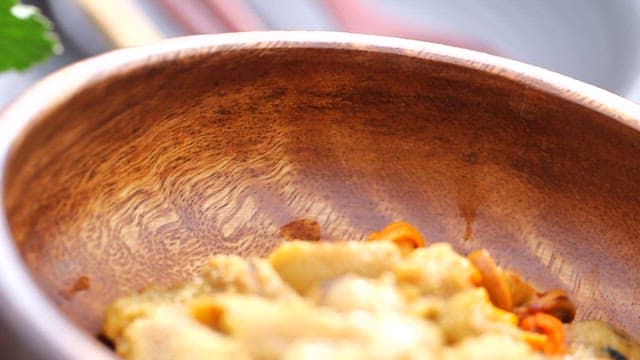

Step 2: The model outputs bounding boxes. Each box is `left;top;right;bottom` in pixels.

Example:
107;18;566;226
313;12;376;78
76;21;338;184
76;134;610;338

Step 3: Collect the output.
467;249;512;311
366;221;426;249
519;313;565;354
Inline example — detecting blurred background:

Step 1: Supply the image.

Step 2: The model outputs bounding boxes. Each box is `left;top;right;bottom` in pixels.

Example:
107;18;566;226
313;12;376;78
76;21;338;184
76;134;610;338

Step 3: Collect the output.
3;0;640;108
1;2;640;358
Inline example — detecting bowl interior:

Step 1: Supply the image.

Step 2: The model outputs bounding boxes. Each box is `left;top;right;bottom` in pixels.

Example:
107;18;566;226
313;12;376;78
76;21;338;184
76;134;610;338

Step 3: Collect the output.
3;43;640;340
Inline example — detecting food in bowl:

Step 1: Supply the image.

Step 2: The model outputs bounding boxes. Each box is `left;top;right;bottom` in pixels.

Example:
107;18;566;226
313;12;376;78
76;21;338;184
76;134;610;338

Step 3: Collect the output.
103;222;639;359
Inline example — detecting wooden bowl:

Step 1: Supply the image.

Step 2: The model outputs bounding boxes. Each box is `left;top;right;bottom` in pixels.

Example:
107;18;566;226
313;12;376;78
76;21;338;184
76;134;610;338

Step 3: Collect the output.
1;32;640;359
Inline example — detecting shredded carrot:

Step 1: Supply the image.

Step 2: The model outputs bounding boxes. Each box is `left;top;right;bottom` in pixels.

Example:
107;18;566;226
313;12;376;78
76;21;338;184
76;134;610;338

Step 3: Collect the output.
521;331;549;352
519;313;565;354
492;306;519;326
502;270;537;308
366;221;426;249
469;266;483;286
468;249;512;311
188;297;224;330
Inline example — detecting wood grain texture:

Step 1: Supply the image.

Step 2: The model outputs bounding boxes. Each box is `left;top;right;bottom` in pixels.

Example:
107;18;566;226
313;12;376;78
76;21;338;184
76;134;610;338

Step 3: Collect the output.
1;32;640;358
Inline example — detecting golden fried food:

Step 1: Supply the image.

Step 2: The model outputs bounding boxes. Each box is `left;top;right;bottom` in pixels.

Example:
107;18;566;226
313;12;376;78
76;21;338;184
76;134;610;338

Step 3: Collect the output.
104;222;638;359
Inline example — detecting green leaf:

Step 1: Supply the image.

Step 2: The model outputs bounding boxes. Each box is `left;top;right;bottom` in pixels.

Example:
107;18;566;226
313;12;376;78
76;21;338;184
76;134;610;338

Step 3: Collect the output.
0;0;61;72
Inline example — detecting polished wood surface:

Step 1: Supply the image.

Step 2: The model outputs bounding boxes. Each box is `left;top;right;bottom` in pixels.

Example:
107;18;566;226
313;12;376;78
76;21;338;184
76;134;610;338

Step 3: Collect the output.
1;32;640;358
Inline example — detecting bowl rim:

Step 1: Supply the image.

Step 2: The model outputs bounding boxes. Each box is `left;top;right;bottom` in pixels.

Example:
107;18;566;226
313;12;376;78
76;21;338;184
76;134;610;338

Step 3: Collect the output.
2;30;640;359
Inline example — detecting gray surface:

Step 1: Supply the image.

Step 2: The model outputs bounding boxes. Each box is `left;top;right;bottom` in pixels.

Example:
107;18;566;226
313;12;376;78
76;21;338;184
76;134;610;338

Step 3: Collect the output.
245;0;337;30
2;0;640;107
384;0;640;100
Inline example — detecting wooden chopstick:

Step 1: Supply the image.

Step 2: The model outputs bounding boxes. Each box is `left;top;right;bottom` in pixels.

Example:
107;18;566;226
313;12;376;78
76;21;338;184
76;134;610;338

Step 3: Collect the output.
158;0;267;34
73;0;164;48
157;0;228;34
201;0;267;32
